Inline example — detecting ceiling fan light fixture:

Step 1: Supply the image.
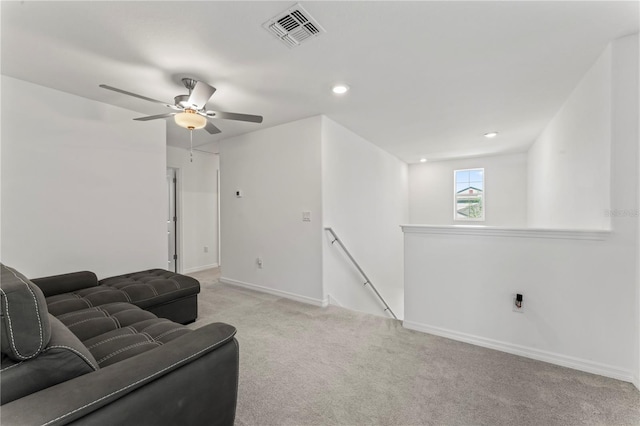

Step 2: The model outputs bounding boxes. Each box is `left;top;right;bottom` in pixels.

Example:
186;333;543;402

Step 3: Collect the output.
174;109;207;130
332;84;349;95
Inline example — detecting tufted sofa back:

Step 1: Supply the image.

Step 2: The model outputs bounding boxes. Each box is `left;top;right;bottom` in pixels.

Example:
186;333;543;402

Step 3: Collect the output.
1;264;52;360
1;263;98;405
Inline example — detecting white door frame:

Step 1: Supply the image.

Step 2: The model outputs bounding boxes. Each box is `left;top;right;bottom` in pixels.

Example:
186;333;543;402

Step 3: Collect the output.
167;167;184;273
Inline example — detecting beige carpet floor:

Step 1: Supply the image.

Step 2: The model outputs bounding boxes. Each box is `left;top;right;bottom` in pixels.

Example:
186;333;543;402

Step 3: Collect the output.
188;268;640;426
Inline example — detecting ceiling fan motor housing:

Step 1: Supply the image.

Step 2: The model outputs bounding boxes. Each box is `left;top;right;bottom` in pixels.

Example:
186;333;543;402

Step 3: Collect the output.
175;94;193;109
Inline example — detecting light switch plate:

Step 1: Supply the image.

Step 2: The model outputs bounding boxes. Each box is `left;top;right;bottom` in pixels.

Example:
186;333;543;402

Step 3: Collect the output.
302;211;311;222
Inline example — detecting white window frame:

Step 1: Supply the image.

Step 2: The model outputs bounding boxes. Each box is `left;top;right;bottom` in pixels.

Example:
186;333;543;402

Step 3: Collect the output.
453;168;485;222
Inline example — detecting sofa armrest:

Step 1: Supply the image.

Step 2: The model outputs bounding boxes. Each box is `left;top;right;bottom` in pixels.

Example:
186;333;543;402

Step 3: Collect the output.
31;271;98;297
0;322;239;426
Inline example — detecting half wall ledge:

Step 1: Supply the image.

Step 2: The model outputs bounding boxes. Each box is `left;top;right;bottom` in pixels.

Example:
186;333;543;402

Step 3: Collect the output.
400;225;611;241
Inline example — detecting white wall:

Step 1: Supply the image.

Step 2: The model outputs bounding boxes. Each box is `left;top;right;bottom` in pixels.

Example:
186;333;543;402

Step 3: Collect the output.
409;153;528;227
1;76;166;278
219;116;324;305
527;45;612;230
403;227;635;381
322;117;408;318
607;34;639;387
167;146;219;273
403;34;639;382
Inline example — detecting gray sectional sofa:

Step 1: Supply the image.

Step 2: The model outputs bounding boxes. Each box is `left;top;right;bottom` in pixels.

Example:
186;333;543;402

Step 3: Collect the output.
0;263;239;425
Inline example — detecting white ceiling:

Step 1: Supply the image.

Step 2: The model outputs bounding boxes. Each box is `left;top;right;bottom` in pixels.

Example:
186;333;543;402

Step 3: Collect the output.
2;1;638;163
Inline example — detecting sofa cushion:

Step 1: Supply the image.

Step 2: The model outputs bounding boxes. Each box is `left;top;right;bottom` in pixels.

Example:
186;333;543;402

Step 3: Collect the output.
56;302;158;341
83;317;191;367
1;315;98;405
55;302;192;367
46;287;130;316
0;264;52;361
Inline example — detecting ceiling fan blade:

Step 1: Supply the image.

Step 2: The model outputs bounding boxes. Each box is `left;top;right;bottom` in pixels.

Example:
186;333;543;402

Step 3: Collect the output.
206;110;263;124
204;120;222;135
133;113;176;121
187;81;216;110
99;84;176;109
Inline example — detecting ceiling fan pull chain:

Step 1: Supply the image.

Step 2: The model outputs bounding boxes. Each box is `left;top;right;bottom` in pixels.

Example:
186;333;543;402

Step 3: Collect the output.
190;129;194;163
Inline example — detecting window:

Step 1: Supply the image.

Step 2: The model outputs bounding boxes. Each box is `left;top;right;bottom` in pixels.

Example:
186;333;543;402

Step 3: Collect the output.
454;168;484;221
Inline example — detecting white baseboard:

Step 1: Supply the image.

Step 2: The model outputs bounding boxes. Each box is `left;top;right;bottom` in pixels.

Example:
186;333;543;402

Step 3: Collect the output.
403;320;634;383
220;277;329;307
327;294;343;307
183;263;219;274
633;374;640;391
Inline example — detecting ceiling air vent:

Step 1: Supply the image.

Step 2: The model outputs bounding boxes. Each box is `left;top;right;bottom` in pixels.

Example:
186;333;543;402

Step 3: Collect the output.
263;3;325;48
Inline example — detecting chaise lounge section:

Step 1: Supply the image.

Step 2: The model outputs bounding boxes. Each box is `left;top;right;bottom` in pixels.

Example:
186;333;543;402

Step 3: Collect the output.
34;268;200;325
0;263;238;426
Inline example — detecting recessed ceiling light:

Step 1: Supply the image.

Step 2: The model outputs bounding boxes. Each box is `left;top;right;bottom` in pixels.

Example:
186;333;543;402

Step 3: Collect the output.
420;158;427;163
332;84;349;95
484;132;498;138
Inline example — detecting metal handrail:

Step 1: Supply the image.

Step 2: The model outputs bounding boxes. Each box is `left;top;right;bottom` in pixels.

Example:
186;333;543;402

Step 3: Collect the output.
324;227;398;319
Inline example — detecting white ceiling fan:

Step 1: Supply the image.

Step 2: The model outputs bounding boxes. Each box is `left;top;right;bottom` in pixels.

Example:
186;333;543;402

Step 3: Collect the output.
99;78;263;134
